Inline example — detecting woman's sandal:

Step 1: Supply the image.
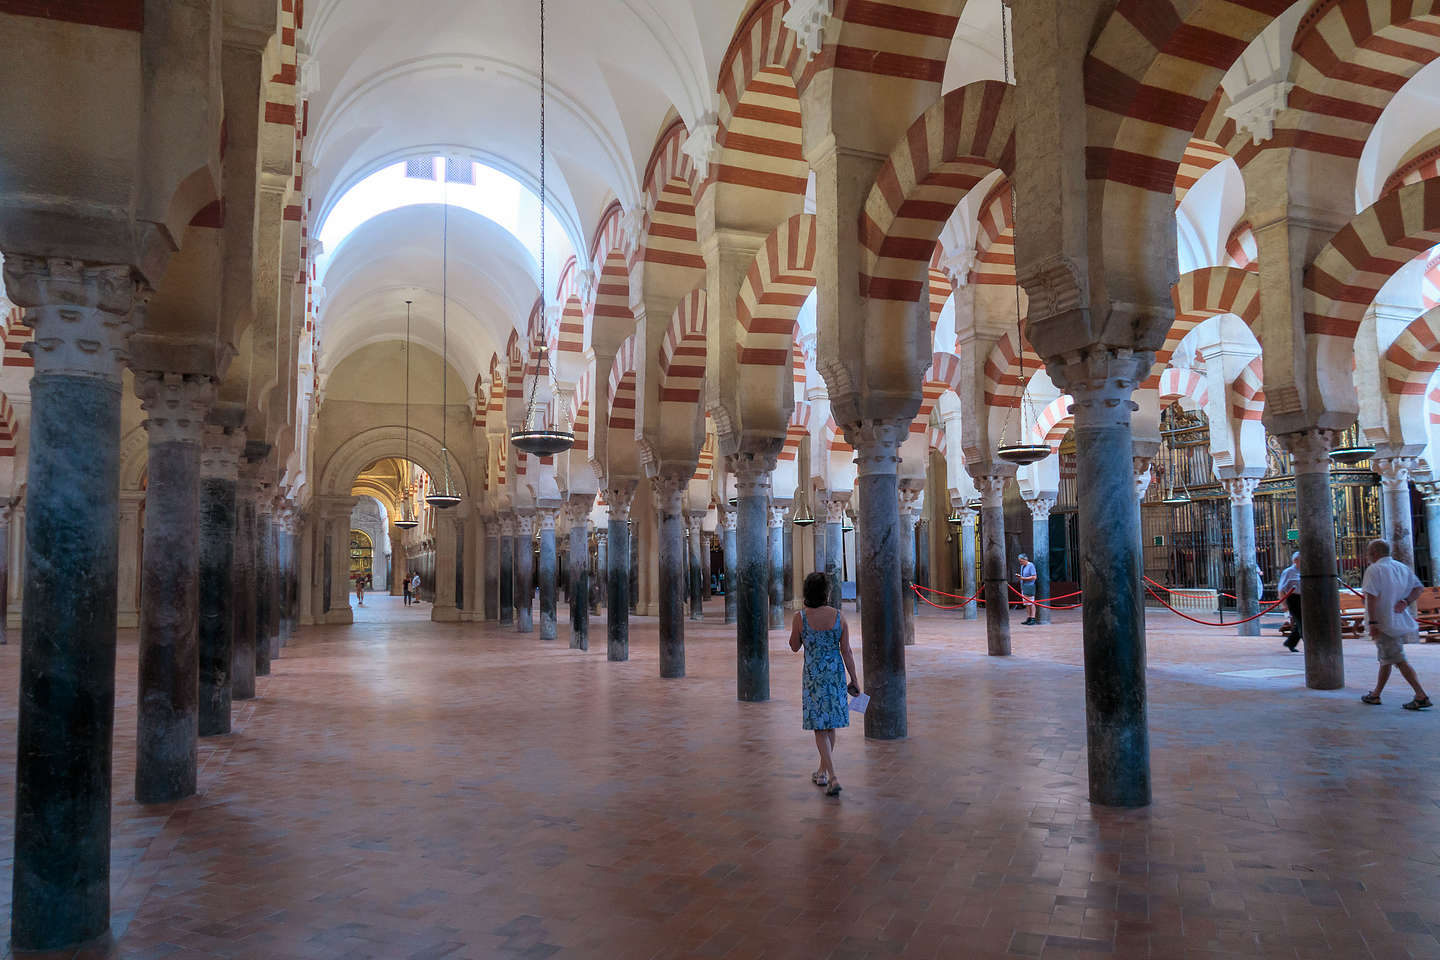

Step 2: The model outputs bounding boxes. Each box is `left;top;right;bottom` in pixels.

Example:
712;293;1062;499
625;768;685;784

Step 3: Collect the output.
811;770;829;786
824;780;842;797
1403;697;1433;711
1361;692;1382;705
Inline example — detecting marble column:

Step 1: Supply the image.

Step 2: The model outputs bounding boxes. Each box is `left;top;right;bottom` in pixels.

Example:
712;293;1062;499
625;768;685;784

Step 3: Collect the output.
722;507;738;624
133;372;213;805
767;502;787;629
629;518;639;614
916;519;930;607
1283;429;1344;691
688;513;705;620
117;489;143;628
702;531;713;599
1027;497;1055;625
783;522;794;610
813;516;826;595
731;454;775;701
653;474;687;678
7;258;135;952
851;422;908;739
254;492;274;676
958;507;979;620
567;497;592;649
514;511;535;633
499;514;515;626
822;497;847;609
1221;477;1262;637
484;522;500;620
0;504;10;645
594;526;607;614
266;506;282;659
537;508;558;641
1064;360;1151;808
607;482;636;661
1426;493;1440;586
976;475;1011;656
232;472;258;700
1375;457;1417;568
898;483;923;646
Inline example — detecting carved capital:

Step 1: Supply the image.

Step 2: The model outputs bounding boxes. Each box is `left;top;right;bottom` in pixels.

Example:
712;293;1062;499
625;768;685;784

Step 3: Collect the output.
727;451;776;497
845;418;907;478
650;472;688;516
537;509;557;533
1280;428;1338;475
200;423;246;481
768;504;788;529
898;480;925;517
1224;79;1293;146
1051;351;1148;429
956;507;978;529
821;497;849;524
1133;459;1154;500
136;372;214;446
1220;476;1261;506
680;116;719;180
606;479;638;520
566;494;595;523
4;257;141;382
515;511;535;537
500;515;517;538
722;509;738;532
1374;456;1417;491
974;475;1007;507
1026;496;1056;521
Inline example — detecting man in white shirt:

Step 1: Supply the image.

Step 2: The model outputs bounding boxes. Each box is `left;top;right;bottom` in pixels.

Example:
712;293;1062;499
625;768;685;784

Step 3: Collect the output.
1360;539;1431;710
1277;551;1301;651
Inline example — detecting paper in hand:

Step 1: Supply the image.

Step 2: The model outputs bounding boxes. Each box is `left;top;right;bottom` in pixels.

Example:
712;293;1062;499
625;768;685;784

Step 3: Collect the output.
848;692;870;714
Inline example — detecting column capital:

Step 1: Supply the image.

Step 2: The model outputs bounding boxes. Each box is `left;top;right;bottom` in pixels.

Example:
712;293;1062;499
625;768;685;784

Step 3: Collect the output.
957;507;978;527
898;479;925;517
499;514;516;537
1026;496;1056;520
727;450;777;496
606;479;638;519
1220;476;1261;505
974;475;1007;506
515;512;535;536
649;472;688;514
821;496;849;524
537;509;557;533
136;371;215;446
844;418;907;478
1049;350;1148;428
1280;428;1338;474
1373;456;1417;491
3;257;143;382
722;509;738;532
594;527;608;544
1133;460;1154;501
768;504;788;528
566;494;595;523
200;424;246;481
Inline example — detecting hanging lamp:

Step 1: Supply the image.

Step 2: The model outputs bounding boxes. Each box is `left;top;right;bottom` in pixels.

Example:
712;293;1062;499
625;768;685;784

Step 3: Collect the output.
1329;425;1375;465
791;501;815;526
426;179;463;509
394;299;420;529
991;10;1049;468
511;0;576;457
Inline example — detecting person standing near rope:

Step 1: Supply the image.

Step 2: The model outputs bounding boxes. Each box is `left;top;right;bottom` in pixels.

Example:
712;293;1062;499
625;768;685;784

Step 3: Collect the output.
1278;551;1301;651
1360;539;1431;709
1017;553;1038;625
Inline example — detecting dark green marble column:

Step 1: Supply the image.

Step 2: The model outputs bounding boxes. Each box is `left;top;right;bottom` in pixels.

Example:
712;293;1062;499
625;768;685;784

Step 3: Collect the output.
199;424;241;736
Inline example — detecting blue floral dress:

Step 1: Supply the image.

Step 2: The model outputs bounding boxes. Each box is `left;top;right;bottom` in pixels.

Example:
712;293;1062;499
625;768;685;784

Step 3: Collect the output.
800;609;849;731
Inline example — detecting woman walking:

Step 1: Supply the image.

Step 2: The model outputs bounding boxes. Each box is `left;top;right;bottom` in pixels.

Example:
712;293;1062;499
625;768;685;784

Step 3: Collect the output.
788;571;860;796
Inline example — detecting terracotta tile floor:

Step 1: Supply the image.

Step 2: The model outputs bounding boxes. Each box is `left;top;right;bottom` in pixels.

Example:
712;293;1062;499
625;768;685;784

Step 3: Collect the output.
4;594;1440;959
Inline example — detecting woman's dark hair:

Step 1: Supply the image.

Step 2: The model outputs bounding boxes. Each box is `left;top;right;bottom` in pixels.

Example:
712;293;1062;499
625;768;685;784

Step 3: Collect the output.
803;571;829;608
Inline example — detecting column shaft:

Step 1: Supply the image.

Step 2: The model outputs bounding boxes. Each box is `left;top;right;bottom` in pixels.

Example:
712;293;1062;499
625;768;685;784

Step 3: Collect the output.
978;478;1011;656
852;424;907;739
538;512;558;641
515;513;535;632
767;507;785;629
822;499;846;609
688;518;705;620
734;467;771;702
960;512;978;620
654;477;686;678
254;503;272;676
722;513;738;624
898;496;919;646
1223;479;1261;636
569;506;590;649
607;489;634;661
499;524;515;625
1426;496;1440;586
1377;458;1416;568
484;532;500;620
232;489;257;699
1027;499;1055;625
1287;431;1344;690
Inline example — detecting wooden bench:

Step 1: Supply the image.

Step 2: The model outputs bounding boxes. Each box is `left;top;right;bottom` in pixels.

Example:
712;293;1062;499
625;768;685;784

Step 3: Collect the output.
1339;593;1365;637
1417;586;1440;642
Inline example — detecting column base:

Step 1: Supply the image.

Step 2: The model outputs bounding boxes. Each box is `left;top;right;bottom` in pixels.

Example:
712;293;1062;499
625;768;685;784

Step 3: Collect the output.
431;604;461;622
324;609;354;625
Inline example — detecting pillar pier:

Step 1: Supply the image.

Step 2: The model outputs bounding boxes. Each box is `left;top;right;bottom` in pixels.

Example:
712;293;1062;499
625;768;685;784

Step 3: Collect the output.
722;506;738;624
117;489;143;628
567;497;593;649
606;482;636;661
958;507;979;620
653;473;687;678
499;514;515;626
484;522;500;620
702;530;713;600
898;482;923;646
849;421;907;739
514;511;535;633
232;470;259;699
1426;493;1440;586
688;513;705;620
593;526;607;614
1375;456;1417;568
133;371;213;805
6;257;136;953
767;502;787;629
730;453;777;701
821;497;847;609
431;512;459;621
1059;358;1151;808
976;476;1011;656
1283;430;1344;690
1221;477;1262;636
254;494;274;676
318;496;356;625
1026;497;1055;625
197;428;238;738
537;508;558;641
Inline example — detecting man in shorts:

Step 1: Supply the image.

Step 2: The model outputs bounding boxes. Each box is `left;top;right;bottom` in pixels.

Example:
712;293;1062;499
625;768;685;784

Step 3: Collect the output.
1360;538;1432;710
1017;553;1037;625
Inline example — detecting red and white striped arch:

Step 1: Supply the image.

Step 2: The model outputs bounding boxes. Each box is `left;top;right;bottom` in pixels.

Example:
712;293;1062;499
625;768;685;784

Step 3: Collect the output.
1424;249;1440;309
1168;266;1262;369
791;332;808;392
555;256;586;364
927;246;952;342
1157;367;1210;410
0;392;17;458
570;365;592;455
486;353;505;424
607;333;640;430
1384;146;1440;201
779;401;811;464
2;304;31;368
859;80;1015;304
504;330;525;409
1305;178;1440;342
659;288;707;405
1231;356;1265;423
1174;138;1231;207
693;432;717;483
823;416;853;456
1225;221;1258;272
1030;395;1075;450
982;328;1044;409
971;178;1014;287
736;213;816;367
1384;306;1440;398
708;63;808;213
914;350;964;436
926;425;947;457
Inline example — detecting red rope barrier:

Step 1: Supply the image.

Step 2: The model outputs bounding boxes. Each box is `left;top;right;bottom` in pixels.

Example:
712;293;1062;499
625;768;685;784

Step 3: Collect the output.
911;583;981;610
1007;584;1083;610
1143;586;1287;626
1142;577;1238;601
913;583;982;601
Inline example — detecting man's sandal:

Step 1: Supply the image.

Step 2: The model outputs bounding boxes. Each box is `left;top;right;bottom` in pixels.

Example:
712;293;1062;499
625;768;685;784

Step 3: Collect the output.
811;770;829;786
824;780;842;796
1361;693;1382;705
1403;697;1433;711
